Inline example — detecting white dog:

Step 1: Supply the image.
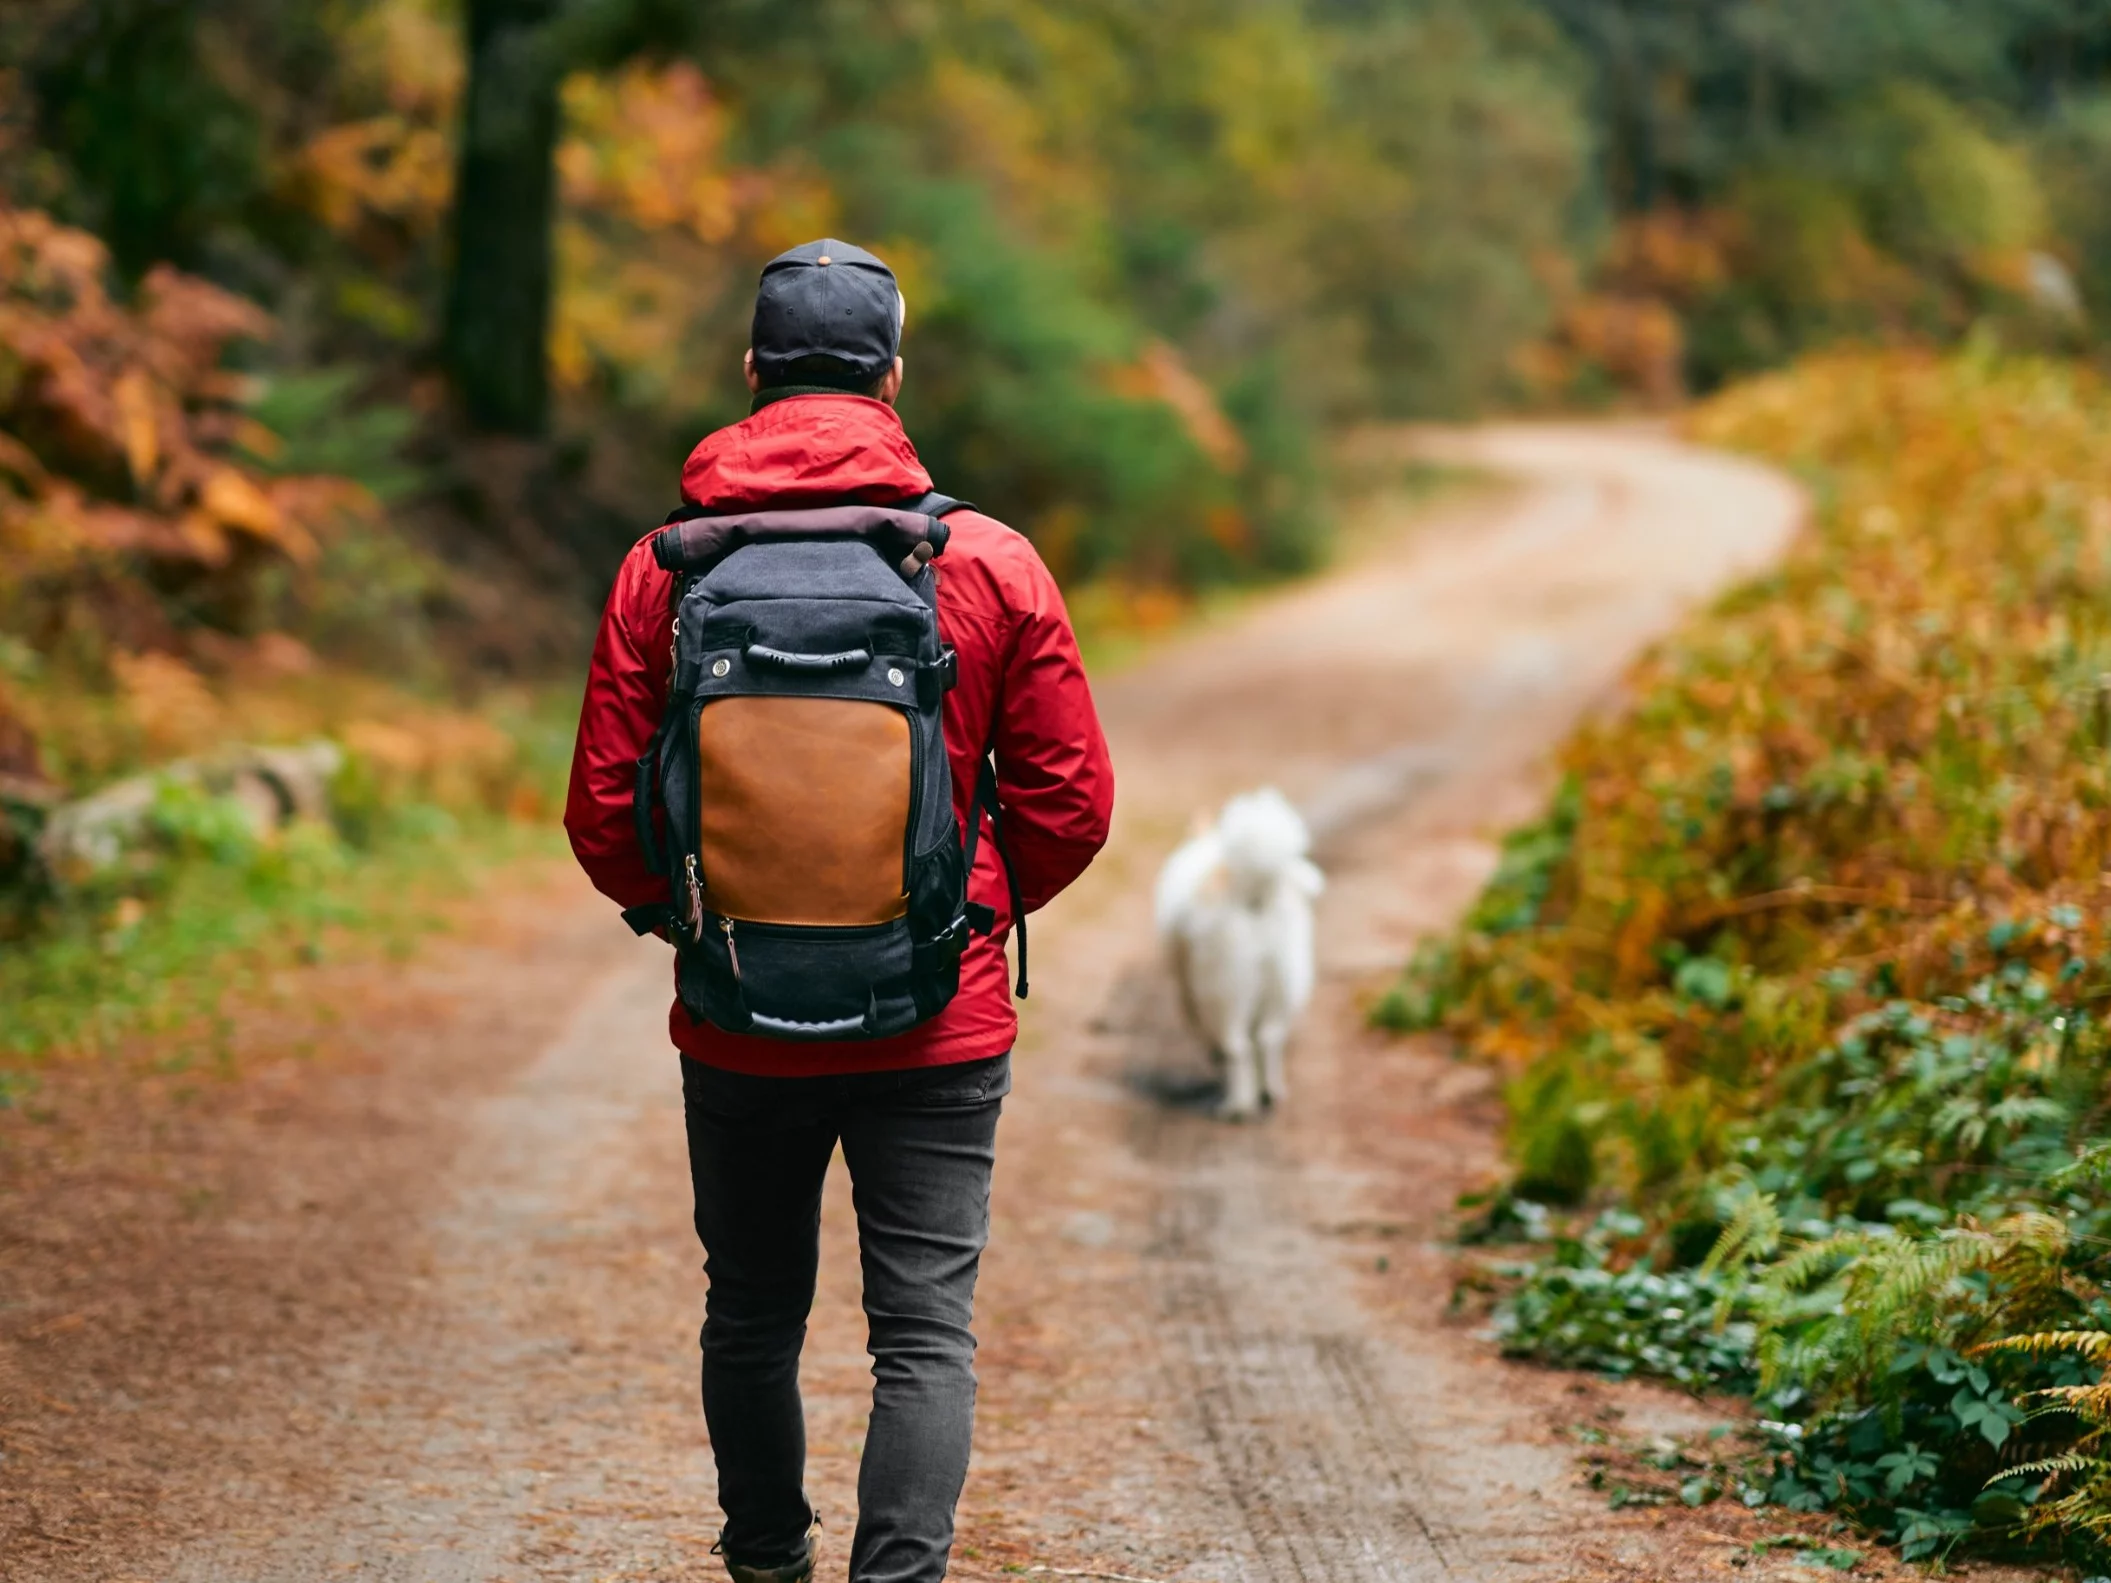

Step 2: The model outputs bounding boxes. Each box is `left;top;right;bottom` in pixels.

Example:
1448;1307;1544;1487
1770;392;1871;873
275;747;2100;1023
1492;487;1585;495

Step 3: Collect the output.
1154;788;1324;1120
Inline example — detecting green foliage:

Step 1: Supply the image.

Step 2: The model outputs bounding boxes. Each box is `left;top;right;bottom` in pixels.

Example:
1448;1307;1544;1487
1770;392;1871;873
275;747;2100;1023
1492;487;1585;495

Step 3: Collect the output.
1373;779;1578;1033
1539;1;2111;394
1832;83;2045;272
29;0;272;277
861;168;1244;583
1543;0;2093;210
1260;0;1590;419
1470;777;1583;938
1491;1212;1761;1393
0;799;556;1070
245;368;422;502
2035;91;2111;319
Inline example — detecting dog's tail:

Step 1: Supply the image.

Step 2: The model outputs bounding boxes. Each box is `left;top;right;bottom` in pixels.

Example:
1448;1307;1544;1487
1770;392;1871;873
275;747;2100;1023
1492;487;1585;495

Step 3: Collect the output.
1216;788;1324;908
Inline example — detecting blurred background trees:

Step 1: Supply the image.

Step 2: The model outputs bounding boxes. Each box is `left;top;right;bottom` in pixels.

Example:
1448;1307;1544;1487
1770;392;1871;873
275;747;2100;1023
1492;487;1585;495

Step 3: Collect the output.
1538;0;2111;392
0;0;1594;611
6;0;2111;757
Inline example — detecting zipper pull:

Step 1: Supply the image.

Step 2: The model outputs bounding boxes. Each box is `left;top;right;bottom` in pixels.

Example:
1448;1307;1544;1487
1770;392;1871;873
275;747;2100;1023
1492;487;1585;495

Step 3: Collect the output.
684;854;704;942
719;916;742;984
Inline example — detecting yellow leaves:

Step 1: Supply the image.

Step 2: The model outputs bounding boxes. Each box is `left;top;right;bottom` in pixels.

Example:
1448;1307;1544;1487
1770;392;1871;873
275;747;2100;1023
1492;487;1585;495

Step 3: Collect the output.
0;206;111;307
0;673;49;791
1521;215;1720;405
299;117;454;239
1610;210;1734;298
550;61;800;400
1613;886;1668;992
340;711;518;810
1194;12;1325;190
741;173;839;265
924;56;1106;250
0;430;49;495
111;652;225;760
1415;349;2111;1210
548;221;695;395
179;468;321;567
112;368;158;486
342;0;462;123
560;63;739;244
874;237;937;329
1061;579;1193;652
1472;1022;1549;1072
199;468;283;543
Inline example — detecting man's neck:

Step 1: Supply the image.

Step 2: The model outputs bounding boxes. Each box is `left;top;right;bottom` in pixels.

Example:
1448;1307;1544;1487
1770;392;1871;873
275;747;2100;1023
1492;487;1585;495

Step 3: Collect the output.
750;385;877;414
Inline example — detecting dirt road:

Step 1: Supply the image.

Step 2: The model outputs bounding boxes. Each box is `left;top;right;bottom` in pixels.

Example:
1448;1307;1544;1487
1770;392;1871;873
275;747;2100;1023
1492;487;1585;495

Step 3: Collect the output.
5;425;1824;1582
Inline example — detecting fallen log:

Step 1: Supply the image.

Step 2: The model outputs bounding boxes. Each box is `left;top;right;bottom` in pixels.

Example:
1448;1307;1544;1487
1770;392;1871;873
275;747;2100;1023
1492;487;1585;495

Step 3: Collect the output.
31;740;344;882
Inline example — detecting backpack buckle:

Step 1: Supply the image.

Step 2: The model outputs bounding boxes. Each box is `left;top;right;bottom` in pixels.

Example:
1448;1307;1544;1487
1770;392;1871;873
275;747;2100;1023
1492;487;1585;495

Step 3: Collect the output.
918;648;958;706
621;902;677;938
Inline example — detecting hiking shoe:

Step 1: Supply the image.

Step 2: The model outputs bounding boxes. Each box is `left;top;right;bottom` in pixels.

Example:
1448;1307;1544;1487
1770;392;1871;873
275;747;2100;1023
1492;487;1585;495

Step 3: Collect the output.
718;1518;821;1583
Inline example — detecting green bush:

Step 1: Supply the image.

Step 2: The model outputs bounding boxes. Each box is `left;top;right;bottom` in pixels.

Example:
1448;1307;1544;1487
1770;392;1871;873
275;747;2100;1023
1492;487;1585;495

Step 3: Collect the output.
2036;92;2111;320
1833;83;2045;274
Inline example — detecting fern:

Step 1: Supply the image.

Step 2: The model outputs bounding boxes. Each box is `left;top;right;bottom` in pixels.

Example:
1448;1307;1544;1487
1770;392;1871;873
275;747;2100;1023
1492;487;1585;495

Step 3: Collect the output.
1704;1191;1783;1277
1993;1452;2106;1486
1977;1331;2111;1365
2030;1384;2111;1417
1754;1216;2071;1398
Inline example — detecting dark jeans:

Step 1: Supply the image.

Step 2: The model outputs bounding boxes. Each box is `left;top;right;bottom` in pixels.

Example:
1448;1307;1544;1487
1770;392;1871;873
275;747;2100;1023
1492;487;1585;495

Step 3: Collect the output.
681;1052;1011;1583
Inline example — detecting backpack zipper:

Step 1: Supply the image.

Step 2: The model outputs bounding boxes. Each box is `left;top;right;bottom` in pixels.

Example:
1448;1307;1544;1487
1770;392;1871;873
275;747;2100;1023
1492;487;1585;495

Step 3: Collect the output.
902;701;923;888
684;853;705;943
719;915;742;984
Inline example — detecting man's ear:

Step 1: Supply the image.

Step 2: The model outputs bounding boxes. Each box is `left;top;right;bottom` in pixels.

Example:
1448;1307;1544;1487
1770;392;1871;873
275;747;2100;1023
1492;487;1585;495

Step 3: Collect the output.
877;356;904;406
744;349;762;395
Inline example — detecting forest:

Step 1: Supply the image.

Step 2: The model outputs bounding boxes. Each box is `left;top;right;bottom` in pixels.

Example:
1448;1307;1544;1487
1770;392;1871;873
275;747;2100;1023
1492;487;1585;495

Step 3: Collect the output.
15;0;2111;1565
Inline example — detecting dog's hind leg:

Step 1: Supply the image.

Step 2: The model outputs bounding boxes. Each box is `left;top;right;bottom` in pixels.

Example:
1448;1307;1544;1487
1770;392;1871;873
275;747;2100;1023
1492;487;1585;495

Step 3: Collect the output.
1257;1015;1291;1110
1216;1024;1261;1122
1170;944;1216;1068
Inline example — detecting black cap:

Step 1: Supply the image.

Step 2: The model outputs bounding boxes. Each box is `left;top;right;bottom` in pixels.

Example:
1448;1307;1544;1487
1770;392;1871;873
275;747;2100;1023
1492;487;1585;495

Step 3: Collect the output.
749;238;903;390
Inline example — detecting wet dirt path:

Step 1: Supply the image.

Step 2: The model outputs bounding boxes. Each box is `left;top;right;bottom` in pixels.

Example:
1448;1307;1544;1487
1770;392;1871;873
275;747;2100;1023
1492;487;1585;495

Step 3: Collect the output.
4;425;1817;1582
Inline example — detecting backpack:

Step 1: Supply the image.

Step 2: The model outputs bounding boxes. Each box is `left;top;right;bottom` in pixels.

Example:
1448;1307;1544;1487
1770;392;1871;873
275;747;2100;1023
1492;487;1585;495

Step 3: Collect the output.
623;493;1025;1042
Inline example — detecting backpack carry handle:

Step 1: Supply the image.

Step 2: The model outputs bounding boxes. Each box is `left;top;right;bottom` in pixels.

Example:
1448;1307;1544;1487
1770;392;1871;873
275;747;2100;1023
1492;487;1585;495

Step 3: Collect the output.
746;1009;879;1040
655;505;948;580
729;983;885;1041
744;643;873;675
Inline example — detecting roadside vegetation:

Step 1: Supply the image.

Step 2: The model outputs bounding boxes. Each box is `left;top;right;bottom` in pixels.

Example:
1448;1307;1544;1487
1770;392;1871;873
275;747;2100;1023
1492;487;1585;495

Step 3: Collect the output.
1382;350;2111;1568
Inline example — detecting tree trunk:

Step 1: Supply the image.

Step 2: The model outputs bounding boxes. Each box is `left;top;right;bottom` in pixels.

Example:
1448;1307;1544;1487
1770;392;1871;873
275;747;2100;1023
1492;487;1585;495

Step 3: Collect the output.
445;0;564;436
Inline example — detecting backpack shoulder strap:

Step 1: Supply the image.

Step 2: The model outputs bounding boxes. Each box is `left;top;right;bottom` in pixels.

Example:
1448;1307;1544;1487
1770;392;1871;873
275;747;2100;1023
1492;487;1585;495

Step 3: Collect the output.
959;744;1028;1001
903;488;1017;990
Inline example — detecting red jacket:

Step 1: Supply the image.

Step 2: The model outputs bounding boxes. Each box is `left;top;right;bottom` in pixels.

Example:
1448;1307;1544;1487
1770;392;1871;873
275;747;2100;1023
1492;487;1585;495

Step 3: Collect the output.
564;394;1115;1074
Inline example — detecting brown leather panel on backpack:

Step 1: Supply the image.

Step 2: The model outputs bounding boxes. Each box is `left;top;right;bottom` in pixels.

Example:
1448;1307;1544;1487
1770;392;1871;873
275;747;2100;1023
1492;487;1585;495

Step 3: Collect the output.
696;696;912;926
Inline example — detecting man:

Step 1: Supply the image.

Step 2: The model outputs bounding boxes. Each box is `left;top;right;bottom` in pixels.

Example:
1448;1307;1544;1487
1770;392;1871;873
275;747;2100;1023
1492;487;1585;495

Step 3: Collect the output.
564;239;1115;1583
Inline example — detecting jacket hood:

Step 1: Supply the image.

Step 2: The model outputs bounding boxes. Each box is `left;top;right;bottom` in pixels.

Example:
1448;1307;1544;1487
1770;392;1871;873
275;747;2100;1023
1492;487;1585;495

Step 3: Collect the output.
680;394;932;511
